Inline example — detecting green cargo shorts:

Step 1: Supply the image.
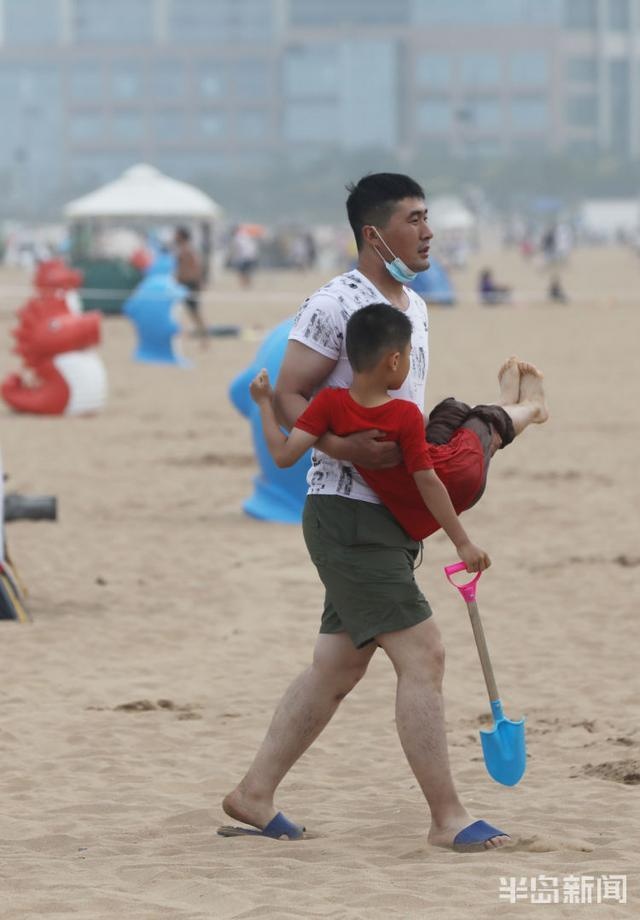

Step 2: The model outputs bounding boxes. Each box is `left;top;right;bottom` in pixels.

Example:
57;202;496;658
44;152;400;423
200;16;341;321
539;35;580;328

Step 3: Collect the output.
302;494;432;649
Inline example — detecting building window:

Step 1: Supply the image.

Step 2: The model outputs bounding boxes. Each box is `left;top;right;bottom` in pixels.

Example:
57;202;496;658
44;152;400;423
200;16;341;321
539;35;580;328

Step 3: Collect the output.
73;0;155;42
69;111;104;142
283;46;340;98
236;110;269;140
111;110;145;142
566;56;598;81
197;65;227;99
464;138;507;157
283;101;338;143
197;111;227;139
152;109;188;140
608;0;630;30
233;60;271;100
509;52;549;87
70;65;104;102
110;64;144;101
168;0;274;43
289;0;409;26
564;0;597;29
609;58;630;92
566;94;597;126
567;138;596;155
512;136;550;155
3;0;60;45
462;97;502;130
411;0;561;26
415;55;451;90
340;39;397;150
0;65;61;106
510;96;549;130
609;59;630;153
70;153;135;185
156;152;230;177
0;66;21;99
149;61;186;100
460;54;501;87
417;98;452;132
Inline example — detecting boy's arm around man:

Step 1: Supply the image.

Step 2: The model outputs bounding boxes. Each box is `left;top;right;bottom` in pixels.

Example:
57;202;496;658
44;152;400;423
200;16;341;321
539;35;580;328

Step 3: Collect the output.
274;340;401;469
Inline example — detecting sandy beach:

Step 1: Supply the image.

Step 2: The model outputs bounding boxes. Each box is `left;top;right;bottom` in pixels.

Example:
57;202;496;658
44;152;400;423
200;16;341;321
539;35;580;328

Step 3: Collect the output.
0;245;638;919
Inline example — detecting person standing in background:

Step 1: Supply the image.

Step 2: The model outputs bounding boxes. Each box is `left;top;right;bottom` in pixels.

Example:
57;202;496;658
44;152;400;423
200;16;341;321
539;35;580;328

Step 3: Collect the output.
174;226;207;339
228;225;259;288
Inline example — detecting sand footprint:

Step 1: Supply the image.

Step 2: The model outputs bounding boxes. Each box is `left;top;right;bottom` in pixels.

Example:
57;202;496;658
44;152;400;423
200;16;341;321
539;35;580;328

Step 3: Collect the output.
113;699;203;720
582;759;640;785
515;835;594;853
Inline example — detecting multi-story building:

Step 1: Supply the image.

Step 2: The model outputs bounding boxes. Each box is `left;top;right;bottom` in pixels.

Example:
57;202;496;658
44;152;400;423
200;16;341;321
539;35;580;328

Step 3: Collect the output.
0;0;638;215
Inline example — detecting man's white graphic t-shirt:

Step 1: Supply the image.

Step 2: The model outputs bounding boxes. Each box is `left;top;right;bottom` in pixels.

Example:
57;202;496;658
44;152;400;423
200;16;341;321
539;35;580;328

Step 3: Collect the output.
289;269;429;503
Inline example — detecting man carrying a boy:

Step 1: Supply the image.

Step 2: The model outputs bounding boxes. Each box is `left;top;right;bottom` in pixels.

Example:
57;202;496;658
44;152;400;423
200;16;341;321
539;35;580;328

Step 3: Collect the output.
220;174;547;851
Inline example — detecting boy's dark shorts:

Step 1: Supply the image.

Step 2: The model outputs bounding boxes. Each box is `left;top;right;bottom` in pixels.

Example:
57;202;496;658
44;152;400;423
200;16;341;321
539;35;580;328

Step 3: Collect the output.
427;397;515;506
302;495;432;649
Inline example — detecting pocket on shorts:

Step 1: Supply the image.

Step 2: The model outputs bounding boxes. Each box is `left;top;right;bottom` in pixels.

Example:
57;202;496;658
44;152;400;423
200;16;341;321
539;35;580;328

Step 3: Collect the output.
303;496;358;569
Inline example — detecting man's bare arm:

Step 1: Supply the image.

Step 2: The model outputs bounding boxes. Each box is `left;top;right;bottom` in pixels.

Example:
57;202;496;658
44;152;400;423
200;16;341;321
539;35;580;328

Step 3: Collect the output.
274;340;401;468
273;341;334;427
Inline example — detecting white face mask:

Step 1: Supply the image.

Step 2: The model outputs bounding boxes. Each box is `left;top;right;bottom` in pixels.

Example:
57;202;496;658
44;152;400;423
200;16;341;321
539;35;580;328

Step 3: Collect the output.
372;228;418;283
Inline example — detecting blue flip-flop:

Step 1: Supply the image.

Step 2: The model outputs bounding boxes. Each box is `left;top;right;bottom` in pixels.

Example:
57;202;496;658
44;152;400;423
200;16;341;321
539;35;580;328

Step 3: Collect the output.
452;820;510;852
217;811;305;840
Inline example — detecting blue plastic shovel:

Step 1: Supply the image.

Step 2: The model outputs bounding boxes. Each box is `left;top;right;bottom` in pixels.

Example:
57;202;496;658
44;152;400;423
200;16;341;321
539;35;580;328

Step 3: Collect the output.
444;562;526;786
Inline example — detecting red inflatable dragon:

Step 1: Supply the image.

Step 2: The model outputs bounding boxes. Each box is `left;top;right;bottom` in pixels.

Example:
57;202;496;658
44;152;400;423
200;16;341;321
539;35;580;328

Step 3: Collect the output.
2;260;107;415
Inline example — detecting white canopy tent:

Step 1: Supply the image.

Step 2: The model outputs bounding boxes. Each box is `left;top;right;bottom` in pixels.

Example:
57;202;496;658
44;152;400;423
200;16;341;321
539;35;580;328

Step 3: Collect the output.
577;198;640;243
427;196;477;268
64;164;222;222
62;164;223;311
428;196;476;232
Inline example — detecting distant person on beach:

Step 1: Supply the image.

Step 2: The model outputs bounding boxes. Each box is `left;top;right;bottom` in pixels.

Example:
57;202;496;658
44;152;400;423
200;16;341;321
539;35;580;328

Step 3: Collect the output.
542;222;572;268
174;226;207;338
548;275;569;304
219;173;546;852
228;225;259;288
479;268;512;305
541;225;557;265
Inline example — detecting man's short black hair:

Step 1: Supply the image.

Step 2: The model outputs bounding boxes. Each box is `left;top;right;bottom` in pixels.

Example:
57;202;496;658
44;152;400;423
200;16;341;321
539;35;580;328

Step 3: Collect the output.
175;225;191;241
346;173;425;250
346;303;413;373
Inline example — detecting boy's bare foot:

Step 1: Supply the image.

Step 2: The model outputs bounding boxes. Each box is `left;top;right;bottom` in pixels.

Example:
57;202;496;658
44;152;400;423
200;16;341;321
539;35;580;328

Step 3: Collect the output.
498;355;520;404
517;361;549;423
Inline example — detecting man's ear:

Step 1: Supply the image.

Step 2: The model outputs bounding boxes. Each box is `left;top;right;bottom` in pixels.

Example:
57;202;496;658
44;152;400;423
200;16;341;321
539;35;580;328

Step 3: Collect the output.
361;225;379;247
389;350;401;371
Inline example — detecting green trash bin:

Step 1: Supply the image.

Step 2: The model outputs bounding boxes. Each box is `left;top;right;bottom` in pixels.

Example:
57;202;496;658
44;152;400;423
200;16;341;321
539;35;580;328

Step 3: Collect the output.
72;258;143;314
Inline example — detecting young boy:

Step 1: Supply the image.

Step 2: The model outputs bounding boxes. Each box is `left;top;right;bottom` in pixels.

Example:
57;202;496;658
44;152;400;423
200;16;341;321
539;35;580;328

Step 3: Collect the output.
250;303;548;570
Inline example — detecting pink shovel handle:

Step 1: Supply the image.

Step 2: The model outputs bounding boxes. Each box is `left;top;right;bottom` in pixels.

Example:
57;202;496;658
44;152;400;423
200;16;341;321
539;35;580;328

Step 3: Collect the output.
444;562;482;602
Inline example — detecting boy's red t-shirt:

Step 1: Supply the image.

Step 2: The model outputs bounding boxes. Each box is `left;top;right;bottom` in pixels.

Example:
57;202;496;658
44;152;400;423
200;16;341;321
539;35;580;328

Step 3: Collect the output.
296;387;484;540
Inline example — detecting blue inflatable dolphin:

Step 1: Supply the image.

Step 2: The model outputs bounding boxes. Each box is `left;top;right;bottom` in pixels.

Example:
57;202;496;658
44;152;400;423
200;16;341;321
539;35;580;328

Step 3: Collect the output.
123;271;189;366
229;318;311;523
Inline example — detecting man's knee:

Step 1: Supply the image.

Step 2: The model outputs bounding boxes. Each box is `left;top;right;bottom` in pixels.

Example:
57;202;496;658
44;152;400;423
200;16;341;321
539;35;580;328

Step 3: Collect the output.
380;621;446;682
311;646;370;700
334;661;368;700
414;633;445;680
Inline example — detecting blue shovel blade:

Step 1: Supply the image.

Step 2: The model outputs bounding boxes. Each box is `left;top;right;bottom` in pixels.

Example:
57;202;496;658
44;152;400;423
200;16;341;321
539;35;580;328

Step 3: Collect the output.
480;711;526;786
